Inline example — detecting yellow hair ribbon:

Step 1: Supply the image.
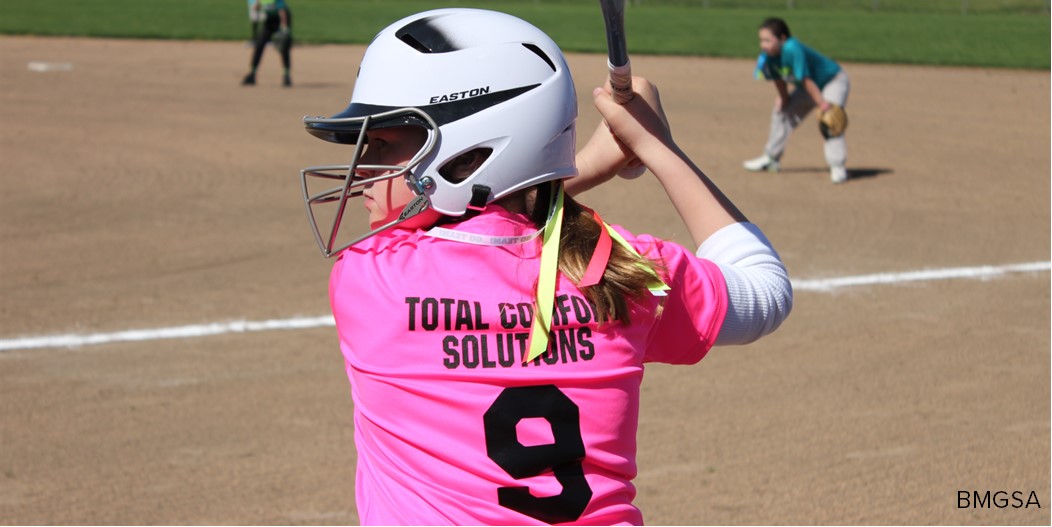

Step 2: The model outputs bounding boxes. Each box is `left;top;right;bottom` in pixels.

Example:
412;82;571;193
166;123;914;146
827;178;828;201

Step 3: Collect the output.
603;224;670;296
524;188;670;363
525;183;565;363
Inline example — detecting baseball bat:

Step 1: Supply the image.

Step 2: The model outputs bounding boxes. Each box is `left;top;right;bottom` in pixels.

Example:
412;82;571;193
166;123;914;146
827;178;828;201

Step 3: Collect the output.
598;0;633;104
598;0;646;178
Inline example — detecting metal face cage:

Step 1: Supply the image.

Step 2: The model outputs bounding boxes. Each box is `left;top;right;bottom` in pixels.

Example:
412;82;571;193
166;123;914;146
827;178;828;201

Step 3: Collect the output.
300;107;439;257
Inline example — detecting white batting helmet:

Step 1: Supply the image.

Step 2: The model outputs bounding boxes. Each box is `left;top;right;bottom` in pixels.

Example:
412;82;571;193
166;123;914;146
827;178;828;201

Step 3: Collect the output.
300;8;578;256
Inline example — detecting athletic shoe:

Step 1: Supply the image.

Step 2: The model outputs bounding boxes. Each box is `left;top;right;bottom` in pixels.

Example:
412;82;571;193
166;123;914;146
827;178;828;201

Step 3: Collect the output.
241;73;256;86
830;166;848;184
743;154;780;172
283;73;292;87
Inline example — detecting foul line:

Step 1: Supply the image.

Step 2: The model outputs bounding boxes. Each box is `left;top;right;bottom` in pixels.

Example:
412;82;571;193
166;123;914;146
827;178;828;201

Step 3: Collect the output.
1;261;1048;353
791;260;1050;292
0;316;336;353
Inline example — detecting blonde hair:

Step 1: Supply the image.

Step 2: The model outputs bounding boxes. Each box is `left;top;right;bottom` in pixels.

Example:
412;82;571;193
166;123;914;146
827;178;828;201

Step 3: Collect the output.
440;152;662;324
531;181;663;325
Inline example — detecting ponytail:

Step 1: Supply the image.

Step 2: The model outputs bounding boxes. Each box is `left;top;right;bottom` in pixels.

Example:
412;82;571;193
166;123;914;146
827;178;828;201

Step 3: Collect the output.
532;181;663;324
442;160;662;325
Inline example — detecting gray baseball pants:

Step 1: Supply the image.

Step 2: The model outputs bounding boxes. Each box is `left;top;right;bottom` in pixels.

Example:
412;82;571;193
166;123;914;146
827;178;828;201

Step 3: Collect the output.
764;70;850;169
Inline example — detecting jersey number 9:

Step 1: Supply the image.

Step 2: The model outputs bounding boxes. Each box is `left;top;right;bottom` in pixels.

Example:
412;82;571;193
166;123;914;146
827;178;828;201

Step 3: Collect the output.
483;385;594;523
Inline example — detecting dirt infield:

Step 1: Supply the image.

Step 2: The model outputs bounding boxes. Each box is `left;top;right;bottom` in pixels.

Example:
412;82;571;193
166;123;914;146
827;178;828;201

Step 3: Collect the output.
0;36;1048;525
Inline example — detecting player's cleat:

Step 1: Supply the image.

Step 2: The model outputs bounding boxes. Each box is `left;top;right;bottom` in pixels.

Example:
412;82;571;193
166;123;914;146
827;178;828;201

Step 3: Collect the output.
283;73;292;87
742;154;779;173
830;165;847;184
241;73;256;86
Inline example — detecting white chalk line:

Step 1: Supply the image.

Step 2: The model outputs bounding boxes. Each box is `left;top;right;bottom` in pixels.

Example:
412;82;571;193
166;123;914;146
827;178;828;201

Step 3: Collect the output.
1;261;1048;353
0;316;336;353
792;260;1050;292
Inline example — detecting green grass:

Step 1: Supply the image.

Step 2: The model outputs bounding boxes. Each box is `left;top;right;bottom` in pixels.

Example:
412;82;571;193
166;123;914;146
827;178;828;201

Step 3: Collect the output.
0;0;1047;69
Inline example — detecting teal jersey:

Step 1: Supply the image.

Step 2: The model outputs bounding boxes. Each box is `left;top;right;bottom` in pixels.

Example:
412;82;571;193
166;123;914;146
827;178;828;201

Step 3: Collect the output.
258;0;288;14
754;37;840;89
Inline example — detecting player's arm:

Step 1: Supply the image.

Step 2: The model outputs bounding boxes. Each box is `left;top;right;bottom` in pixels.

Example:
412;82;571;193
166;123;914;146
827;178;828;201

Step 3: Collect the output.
787;44;826;111
773;78;790;111
592;78;744;244
593;78;791;343
568;76;666;196
802;78;829;112
567;120;629;196
758;55;790;111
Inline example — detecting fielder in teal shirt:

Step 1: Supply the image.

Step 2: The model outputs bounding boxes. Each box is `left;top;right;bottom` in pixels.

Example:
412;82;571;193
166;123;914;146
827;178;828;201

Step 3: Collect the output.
755;36;841;89
745;18;852;184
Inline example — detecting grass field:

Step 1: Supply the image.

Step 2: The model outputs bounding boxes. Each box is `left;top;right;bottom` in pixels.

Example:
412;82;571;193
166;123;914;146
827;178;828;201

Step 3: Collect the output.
0;0;1048;68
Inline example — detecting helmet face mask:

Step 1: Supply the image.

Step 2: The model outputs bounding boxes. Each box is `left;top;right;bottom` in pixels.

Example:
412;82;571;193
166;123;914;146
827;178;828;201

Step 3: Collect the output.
300;8;578;257
301;108;440;257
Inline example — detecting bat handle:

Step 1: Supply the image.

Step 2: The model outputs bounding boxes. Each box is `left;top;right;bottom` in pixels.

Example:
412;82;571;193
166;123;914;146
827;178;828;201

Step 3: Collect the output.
608;60;633;105
608;61;644;178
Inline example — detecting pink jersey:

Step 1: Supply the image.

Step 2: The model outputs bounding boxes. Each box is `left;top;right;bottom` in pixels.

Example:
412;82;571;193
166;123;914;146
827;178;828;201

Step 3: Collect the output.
329;206;727;525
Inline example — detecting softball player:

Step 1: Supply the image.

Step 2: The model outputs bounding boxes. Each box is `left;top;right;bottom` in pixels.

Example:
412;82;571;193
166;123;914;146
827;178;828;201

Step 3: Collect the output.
298;9;792;524
241;0;292;87
743;17;851;183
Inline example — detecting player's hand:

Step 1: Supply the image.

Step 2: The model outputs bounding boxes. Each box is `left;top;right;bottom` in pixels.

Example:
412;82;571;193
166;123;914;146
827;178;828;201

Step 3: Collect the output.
570;76;668;193
591;77;673;159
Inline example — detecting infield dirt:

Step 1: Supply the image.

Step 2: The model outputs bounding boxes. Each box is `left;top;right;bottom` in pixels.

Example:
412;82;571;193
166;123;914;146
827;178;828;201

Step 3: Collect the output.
0;36;1049;525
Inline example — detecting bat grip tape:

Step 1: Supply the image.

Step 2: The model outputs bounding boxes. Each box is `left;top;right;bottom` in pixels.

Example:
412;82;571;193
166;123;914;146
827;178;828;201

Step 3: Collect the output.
608;61;633;104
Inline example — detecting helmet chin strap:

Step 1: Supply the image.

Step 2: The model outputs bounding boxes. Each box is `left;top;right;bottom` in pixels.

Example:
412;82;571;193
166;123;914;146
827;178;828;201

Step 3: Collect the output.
370;193;432;235
320;194;432;257
398;193;432;222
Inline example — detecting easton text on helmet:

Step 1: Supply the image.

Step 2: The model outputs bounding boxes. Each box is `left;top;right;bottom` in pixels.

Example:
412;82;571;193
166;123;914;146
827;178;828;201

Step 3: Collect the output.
429;86;491;104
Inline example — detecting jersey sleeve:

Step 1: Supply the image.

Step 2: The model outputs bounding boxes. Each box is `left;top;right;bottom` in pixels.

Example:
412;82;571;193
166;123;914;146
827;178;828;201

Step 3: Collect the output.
784;40;810;83
632;234;728;365
754;52;779;81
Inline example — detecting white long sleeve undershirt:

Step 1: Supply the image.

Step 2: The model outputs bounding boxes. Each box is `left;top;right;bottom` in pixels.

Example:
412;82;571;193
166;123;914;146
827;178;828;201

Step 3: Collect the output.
695;222;793;345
